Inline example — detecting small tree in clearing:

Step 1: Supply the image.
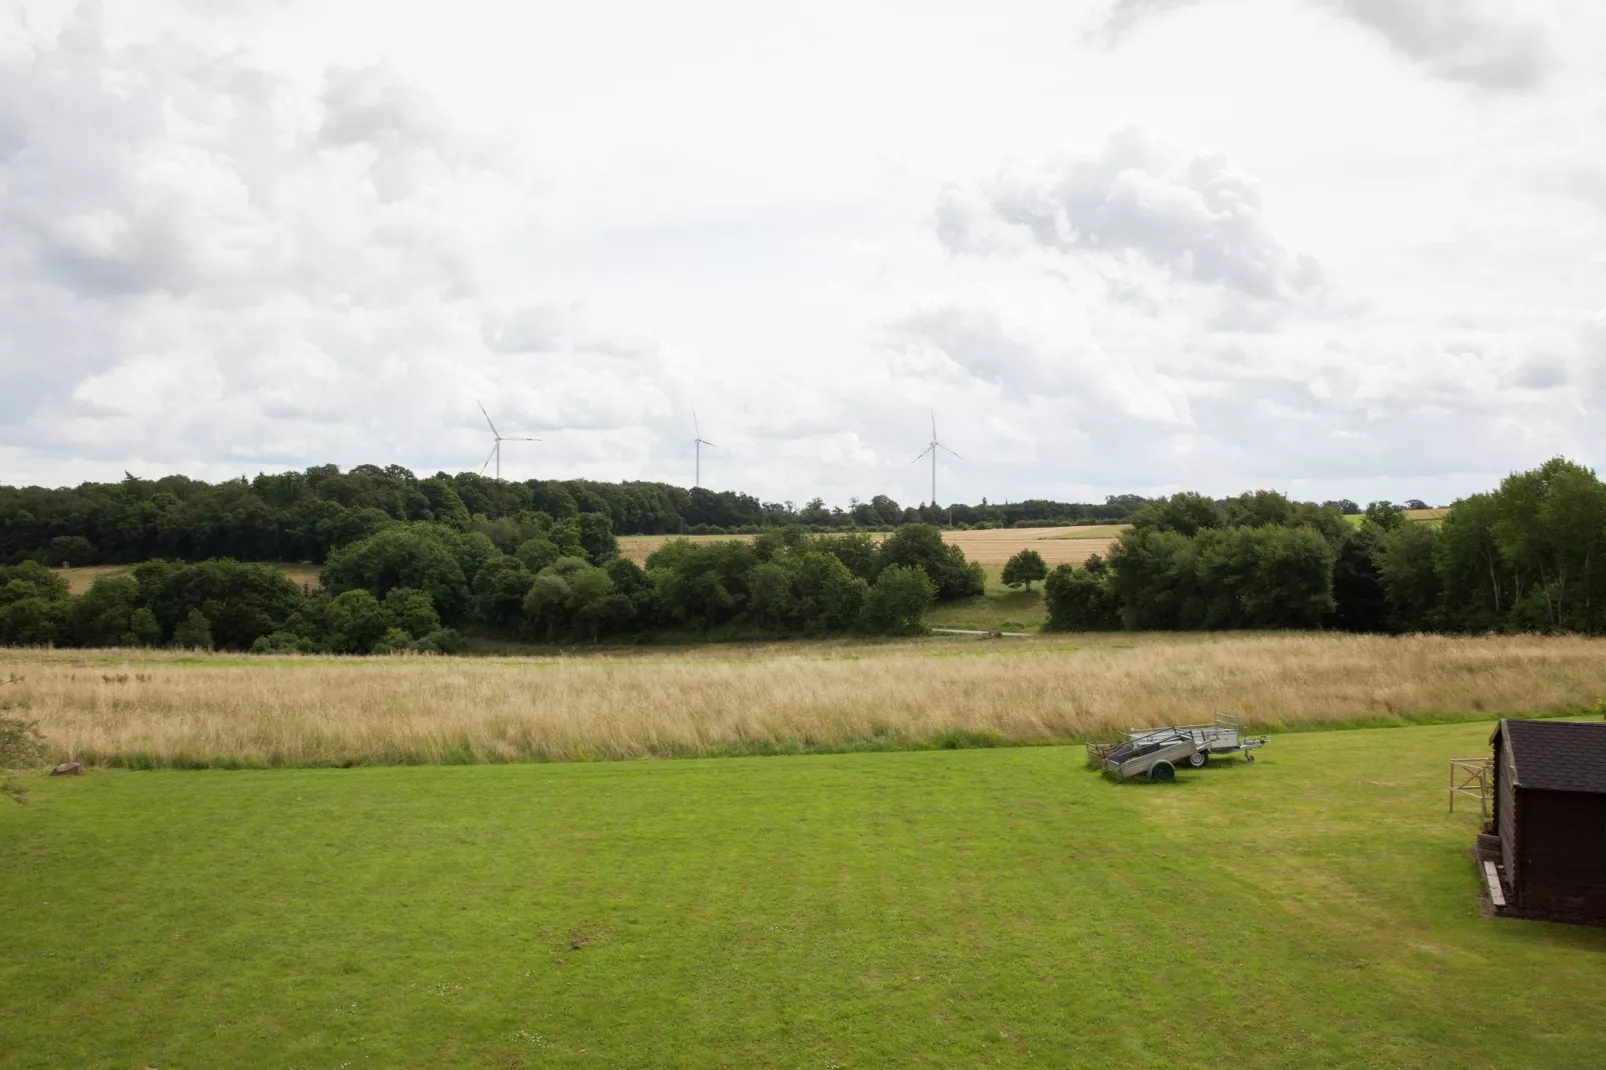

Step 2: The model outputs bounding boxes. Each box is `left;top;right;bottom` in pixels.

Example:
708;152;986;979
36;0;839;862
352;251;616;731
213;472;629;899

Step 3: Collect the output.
1002;549;1048;591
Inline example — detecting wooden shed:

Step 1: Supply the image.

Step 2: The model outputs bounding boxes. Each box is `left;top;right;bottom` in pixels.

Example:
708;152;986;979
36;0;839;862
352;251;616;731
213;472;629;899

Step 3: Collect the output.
1487;719;1606;923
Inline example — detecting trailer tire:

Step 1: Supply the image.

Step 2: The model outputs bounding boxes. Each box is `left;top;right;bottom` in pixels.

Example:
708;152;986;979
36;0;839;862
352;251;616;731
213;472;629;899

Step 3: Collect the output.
1149;761;1175;782
1187;751;1208;768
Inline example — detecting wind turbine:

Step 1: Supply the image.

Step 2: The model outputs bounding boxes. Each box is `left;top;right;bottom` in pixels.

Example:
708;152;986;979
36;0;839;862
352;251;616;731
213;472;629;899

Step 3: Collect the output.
910;409;962;511
477;400;538;482
692;409;724;488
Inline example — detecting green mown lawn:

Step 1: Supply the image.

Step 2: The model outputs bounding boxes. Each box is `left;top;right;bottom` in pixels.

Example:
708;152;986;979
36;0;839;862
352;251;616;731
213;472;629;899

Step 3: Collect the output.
3;721;1603;1068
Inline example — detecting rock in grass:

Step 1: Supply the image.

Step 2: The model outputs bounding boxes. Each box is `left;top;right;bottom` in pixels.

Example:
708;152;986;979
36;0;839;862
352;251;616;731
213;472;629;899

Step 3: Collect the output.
50;762;83;777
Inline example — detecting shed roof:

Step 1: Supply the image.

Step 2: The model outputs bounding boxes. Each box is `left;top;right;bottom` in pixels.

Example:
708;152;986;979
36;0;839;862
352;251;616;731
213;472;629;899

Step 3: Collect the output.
1497;719;1606;795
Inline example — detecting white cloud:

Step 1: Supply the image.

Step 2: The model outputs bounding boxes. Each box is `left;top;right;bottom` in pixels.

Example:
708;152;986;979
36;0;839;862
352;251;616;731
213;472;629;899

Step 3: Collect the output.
1322;0;1553;92
1;0;1604;509
937;129;1324;303
1098;0;1556;92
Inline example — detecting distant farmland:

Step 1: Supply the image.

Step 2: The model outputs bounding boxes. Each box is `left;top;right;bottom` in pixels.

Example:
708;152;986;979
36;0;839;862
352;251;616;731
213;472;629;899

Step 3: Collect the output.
47;528;1118;594
49;515;1435;592
1343;507;1448;528
52;562;322;595
618;524;1120;566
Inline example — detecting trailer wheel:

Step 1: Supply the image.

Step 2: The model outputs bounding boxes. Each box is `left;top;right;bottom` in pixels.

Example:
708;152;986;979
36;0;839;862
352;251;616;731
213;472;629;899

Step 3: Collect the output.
1187;751;1208;768
1149;761;1175;782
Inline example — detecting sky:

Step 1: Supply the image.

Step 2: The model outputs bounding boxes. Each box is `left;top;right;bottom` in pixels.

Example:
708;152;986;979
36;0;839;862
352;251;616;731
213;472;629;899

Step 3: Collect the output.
2;0;1603;508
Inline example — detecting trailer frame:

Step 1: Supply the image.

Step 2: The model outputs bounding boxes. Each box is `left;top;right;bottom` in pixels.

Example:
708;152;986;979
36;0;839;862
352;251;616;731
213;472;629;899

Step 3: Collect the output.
1125;712;1268;767
1087;712;1269;777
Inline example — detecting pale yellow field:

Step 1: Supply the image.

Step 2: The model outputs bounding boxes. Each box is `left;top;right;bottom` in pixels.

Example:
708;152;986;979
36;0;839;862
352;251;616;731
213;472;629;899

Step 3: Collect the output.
5;632;1603;767
52;563;322;594
617;525;1121;566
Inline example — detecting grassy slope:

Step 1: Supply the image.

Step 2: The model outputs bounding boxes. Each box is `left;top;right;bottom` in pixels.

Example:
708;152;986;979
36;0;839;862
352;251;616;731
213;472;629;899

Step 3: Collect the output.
925;565;1047;632
3;720;1603;1068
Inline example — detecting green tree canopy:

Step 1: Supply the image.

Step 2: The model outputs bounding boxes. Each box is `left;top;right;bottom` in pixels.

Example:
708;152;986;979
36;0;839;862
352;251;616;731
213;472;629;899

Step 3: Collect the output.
1001;549;1048;590
860;564;935;633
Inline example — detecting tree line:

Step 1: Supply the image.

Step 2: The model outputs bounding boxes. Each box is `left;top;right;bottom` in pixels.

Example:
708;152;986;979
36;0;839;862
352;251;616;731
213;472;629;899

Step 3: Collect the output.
0;519;986;652
1041;457;1606;636
0;465;1151;568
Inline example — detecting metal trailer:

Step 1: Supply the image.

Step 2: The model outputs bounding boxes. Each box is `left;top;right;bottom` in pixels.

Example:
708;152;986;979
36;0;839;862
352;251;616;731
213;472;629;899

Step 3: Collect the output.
1124;712;1268;768
1098;730;1203;781
1086;712;1269;779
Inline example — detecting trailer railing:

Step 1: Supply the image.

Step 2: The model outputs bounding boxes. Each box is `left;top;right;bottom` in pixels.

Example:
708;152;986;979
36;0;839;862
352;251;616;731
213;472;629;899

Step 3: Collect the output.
1085;739;1121;767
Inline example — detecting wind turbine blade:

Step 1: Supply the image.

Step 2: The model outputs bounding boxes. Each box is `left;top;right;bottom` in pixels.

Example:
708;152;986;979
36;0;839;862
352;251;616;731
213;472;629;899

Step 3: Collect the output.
694;408;701;440
478;400;501;438
512;436;540;441
701;440;725;451
938;443;963;460
931;409;937;440
479;444;498;474
909;445;934;465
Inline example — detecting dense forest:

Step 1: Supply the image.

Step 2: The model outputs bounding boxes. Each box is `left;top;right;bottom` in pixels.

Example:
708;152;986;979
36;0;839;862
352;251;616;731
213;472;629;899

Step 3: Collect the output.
0;465;1150;567
6;457;1580;653
0;520;982;651
1042;457;1606;637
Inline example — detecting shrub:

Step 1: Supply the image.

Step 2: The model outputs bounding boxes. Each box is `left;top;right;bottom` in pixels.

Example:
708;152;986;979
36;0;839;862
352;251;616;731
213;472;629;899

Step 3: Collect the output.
514;537;561;574
322;525;469;622
132;559;300;651
470;557;534;629
1;690;45;803
384;587;442;638
861;564;936;634
371;627;414;655
324;589;392;653
409;627;468;654
745;562;795;632
577;512;618;565
46;535;97;568
0;597;64;646
128;608;163;646
790;552;867;634
250;631;312;655
65;577;139;647
172;608;214;650
522;573;572;641
1042;565;1121;631
0;562;69;606
877;524;984;600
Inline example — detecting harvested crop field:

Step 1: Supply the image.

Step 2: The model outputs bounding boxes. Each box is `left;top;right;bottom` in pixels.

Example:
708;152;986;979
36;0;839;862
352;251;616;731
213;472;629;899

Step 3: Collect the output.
51;562;322;594
616;525;1120;566
6;632;1606;768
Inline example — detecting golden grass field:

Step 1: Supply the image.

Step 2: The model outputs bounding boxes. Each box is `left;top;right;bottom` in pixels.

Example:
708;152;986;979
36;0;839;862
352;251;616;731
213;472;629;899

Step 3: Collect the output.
51;562;322;595
617;525;1121;566
5;632;1604;768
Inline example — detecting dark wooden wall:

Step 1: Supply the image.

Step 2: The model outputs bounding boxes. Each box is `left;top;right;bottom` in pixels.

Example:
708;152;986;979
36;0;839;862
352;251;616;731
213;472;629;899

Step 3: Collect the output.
1516;788;1606;919
1497;736;1518;886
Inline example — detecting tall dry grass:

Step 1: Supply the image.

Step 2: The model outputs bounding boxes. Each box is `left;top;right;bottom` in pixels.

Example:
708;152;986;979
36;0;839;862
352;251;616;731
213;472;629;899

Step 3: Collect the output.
4;633;1603;768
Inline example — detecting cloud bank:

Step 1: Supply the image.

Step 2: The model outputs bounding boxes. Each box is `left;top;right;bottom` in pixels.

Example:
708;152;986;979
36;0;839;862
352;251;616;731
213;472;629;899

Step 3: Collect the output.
1;0;1603;509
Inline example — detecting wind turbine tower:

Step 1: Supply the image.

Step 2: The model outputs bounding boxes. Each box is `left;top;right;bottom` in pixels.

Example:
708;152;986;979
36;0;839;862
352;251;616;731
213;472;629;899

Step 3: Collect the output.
911;409;962;509
478;401;539;482
693;409;724;488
